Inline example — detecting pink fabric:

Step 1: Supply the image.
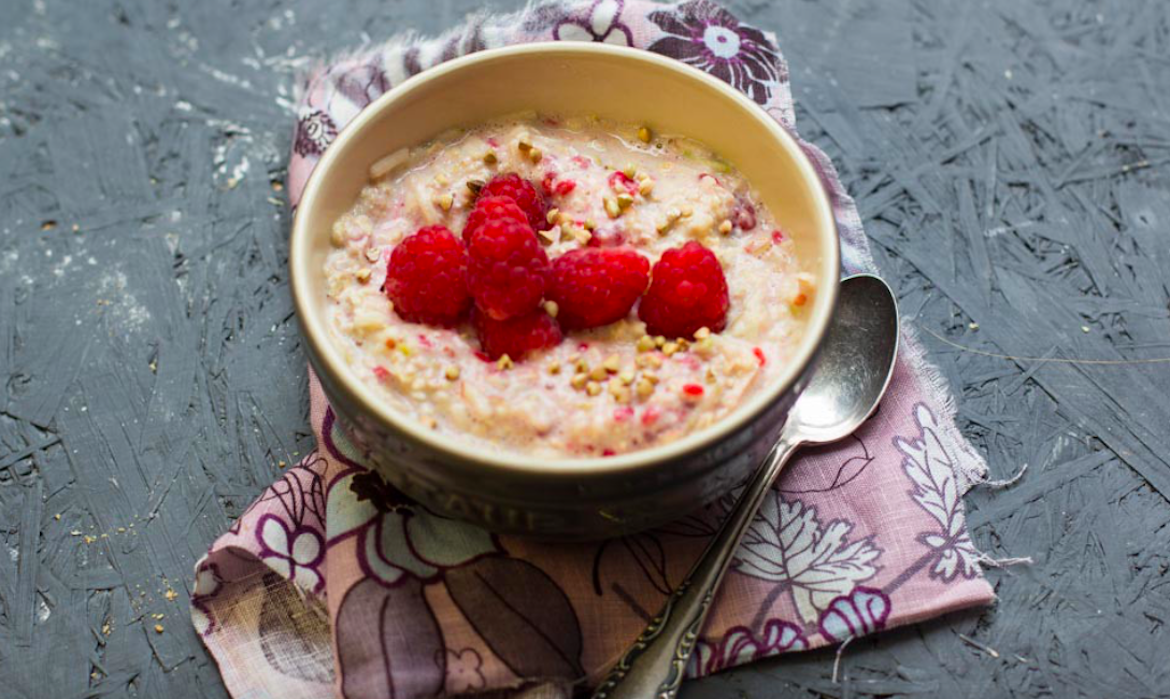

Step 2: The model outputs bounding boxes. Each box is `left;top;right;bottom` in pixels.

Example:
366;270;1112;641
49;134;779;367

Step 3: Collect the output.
192;2;995;697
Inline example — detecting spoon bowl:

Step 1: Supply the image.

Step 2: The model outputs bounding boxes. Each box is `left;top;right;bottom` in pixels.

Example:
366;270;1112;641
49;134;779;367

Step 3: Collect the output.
593;274;900;699
785;274;900;445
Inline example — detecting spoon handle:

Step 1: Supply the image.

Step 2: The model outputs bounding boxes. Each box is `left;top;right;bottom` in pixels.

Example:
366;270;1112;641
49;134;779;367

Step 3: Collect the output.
591;434;801;699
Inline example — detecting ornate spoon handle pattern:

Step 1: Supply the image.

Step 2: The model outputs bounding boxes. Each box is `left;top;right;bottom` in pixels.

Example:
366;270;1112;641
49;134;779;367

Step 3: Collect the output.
592;436;799;699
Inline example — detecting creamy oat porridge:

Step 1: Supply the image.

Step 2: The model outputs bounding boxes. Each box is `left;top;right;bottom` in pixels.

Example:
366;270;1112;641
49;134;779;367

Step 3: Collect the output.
323;115;815;458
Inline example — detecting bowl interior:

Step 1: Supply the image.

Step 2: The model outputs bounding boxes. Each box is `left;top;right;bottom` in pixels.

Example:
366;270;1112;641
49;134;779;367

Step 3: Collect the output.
292;43;839;474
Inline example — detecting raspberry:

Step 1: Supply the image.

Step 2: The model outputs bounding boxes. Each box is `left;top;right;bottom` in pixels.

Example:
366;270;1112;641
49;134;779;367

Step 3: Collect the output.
462;195;527;244
384;226;471;327
473;307;563;360
477;173;548;231
548;247;649;329
467;217;550;320
638;241;730;338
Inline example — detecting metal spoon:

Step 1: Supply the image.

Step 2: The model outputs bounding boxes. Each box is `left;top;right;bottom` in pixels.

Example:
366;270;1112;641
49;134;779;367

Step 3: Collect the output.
592;274;900;699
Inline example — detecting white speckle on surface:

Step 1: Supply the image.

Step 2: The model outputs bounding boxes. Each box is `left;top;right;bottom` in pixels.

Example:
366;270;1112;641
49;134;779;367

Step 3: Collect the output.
175;100;193;112
98;270;152;332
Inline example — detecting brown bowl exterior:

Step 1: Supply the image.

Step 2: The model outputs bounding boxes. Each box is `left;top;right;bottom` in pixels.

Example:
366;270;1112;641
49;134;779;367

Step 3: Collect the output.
291;44;840;540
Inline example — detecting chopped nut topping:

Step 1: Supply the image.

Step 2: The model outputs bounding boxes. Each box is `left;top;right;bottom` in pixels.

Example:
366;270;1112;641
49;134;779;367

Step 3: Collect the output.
548;361;562;375
154;624;165;634
517;139;533;153
483;151;498;165
574;358;589;373
589;365;608;382
572;227;592;245
616;193;634;211
637;177;655;197
637;126;652;143
435;193;454;211
330;223;347;248
662;341;680;357
586;381;603;396
656;208;682;234
635;379;655;399
543;300;559;318
603;355;621;373
609;382;630;403
355;268;372;284
694;327;711;339
528;147;543;163
497;355;514;370
643;371;660;384
618;370;635;385
654;336;667;348
571;374;588;390
693;337;715;357
623;164;637;178
537;226;560;245
466;179;485;194
364;246;382;263
546;207;560;224
636;335;656;352
604;197;621;219
584;219;597;231
444;366;460;381
718;220;733;235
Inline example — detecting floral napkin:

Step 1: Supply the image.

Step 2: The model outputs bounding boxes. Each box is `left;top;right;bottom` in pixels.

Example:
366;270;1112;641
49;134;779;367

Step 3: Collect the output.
192;1;996;697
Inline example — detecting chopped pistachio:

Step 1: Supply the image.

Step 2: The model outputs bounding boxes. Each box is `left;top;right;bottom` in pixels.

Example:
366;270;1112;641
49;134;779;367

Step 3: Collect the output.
618;370;635;385
656;208;682;234
497;355;514;370
543;300;559;318
546;207;560;224
603;355;621;373
435;193;454;211
637;335;656;352
548;361;562;375
635;379;655;399
589;365;608;382
718;219;733;235
637;125;652;143
537;226;560;245
483;151;498;165
570;373;588;390
616;193;634;210
355;268;372;284
444;366;460;381
572;227;592;246
604;197;621;219
586;381;603;396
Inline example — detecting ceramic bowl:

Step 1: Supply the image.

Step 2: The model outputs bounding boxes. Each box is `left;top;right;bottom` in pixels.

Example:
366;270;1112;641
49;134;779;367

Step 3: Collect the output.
290;43;839;540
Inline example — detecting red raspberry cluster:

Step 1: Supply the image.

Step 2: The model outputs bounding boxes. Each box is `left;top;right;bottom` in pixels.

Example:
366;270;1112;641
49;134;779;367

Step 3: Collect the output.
382;172;730;363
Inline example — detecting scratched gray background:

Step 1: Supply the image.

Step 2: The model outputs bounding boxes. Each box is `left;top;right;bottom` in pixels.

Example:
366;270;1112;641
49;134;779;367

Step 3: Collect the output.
2;0;1169;697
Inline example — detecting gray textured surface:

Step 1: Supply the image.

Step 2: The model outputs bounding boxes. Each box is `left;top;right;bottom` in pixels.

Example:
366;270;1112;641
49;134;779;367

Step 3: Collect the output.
1;0;1168;697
